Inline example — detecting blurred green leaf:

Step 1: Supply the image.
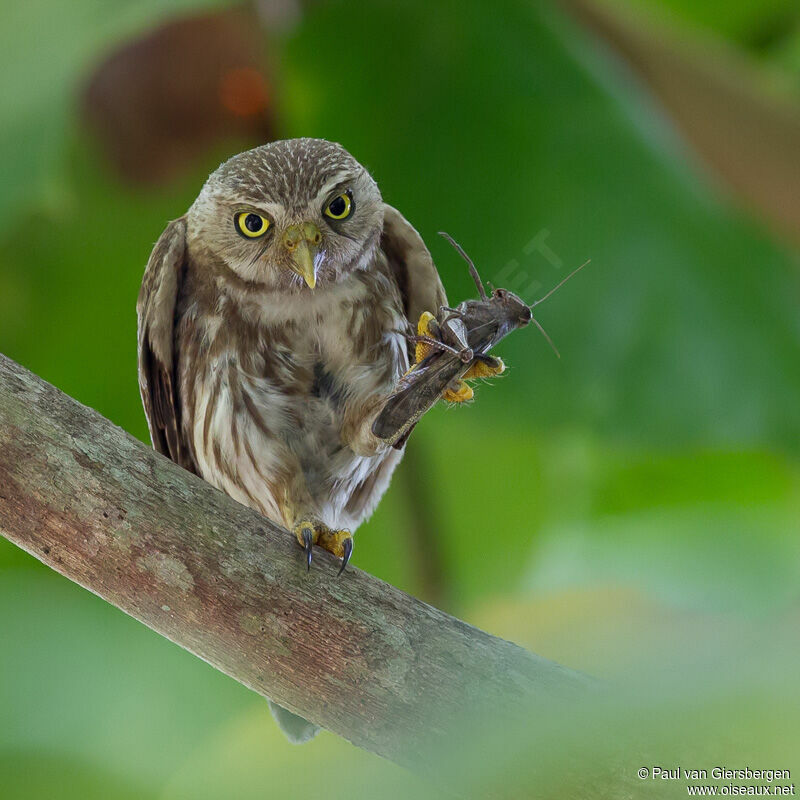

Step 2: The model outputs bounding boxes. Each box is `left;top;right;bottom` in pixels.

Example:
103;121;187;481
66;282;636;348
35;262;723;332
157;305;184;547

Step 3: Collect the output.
0;571;251;788
402;420;800;611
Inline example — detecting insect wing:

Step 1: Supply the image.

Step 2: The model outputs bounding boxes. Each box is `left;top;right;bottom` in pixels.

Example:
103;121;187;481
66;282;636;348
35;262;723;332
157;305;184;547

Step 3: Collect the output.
372;354;467;443
442;315;470;351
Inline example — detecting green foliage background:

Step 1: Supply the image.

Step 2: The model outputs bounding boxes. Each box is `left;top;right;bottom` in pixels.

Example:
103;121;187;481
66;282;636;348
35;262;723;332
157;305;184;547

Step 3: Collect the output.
0;0;798;797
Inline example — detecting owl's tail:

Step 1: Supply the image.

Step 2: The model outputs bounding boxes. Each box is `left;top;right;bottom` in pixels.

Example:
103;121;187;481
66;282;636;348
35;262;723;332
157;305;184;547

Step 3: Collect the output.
268;699;320;744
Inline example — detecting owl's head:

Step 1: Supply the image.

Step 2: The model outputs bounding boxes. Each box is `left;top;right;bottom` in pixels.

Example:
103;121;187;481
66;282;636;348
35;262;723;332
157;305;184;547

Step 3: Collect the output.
187;138;383;291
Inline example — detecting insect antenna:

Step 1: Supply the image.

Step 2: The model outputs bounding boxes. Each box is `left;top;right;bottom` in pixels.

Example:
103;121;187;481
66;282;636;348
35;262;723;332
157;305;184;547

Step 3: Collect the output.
531;316;561;359
531;259;591;308
438;231;488;301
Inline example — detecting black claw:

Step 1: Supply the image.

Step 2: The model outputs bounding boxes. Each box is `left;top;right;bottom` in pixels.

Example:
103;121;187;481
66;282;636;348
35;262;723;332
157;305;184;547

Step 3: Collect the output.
337;538;353;576
303;529;313;571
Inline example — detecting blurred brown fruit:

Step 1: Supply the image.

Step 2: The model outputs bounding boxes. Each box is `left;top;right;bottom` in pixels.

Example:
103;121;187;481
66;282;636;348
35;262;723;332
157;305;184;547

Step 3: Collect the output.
82;7;276;185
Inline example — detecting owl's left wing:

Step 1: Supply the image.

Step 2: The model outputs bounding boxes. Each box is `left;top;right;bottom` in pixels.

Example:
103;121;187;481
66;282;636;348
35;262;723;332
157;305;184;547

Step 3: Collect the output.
381;204;447;338
137;216;197;474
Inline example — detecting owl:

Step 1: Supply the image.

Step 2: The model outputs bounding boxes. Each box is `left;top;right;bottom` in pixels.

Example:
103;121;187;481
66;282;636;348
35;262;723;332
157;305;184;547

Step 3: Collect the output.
137;137;450;577
137;138;453;741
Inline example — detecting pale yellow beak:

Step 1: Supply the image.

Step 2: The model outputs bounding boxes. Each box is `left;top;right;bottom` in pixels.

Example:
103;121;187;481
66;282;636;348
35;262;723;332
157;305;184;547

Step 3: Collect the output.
282;222;322;289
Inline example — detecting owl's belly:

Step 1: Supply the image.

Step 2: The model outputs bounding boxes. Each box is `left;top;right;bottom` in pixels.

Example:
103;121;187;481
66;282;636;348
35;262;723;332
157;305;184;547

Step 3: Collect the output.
188;328;406;530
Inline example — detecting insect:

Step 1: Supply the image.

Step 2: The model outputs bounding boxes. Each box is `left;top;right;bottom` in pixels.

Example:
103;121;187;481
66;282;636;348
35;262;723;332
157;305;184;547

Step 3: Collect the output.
372;233;589;447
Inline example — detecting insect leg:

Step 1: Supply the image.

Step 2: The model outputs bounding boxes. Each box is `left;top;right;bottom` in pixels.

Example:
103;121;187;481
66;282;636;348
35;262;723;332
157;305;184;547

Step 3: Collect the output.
439;305;466;322
408;335;467;359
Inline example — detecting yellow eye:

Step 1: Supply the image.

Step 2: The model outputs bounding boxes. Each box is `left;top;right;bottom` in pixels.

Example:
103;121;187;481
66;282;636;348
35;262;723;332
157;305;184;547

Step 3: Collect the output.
235;212;270;238
324;192;353;220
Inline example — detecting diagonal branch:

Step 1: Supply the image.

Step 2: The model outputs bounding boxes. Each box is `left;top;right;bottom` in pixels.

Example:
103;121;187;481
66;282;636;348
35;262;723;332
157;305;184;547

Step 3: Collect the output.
0;352;586;770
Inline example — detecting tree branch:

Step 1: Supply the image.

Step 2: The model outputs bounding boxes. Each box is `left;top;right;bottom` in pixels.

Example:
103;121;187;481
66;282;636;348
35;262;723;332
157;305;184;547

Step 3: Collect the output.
0;352;586;770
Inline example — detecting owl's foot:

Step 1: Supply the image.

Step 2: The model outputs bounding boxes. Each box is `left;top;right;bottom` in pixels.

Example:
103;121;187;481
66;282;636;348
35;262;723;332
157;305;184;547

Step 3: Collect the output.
400;311;442;379
413;311;440;365
443;380;474;403
409;312;506;403
318;527;353;575
463;355;505;380
293;521;353;575
443;357;505;404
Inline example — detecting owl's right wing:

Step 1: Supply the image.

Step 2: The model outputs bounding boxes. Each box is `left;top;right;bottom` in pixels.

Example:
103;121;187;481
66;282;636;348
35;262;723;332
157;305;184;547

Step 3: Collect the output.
380;204;447;336
137;216;197;474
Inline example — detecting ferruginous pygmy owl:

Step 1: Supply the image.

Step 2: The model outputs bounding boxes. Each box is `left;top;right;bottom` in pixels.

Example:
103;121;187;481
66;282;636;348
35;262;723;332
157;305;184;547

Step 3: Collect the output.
137;138;456;740
137;137;452;567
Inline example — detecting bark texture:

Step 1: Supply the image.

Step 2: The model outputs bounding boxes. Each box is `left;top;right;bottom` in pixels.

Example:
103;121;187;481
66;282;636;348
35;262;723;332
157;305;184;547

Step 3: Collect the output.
0;352;585;769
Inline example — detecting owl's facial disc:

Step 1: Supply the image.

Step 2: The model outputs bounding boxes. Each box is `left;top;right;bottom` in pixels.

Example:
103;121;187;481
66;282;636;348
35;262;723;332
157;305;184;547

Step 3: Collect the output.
282;222;322;288
189;139;384;291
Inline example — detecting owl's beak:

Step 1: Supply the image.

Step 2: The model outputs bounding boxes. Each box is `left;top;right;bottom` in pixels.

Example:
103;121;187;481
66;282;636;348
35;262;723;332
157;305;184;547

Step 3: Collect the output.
282;222;322;289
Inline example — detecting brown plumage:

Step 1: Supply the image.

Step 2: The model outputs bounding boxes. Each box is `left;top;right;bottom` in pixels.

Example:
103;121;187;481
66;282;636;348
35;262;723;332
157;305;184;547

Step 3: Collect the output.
137;138;445;741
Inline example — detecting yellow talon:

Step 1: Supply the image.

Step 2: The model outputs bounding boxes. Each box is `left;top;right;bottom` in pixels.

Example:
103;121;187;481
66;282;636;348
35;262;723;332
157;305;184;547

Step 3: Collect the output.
318;527;353;559
462;357;505;380
415;311;437;364
417;310;437;337
293;520;353;572
406;313;505;405
441;359;503;403
443;380;474;404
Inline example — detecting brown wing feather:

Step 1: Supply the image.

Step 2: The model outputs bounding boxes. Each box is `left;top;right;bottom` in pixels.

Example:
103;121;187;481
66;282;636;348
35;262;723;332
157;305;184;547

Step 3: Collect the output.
381;205;447;352
136;217;197;473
